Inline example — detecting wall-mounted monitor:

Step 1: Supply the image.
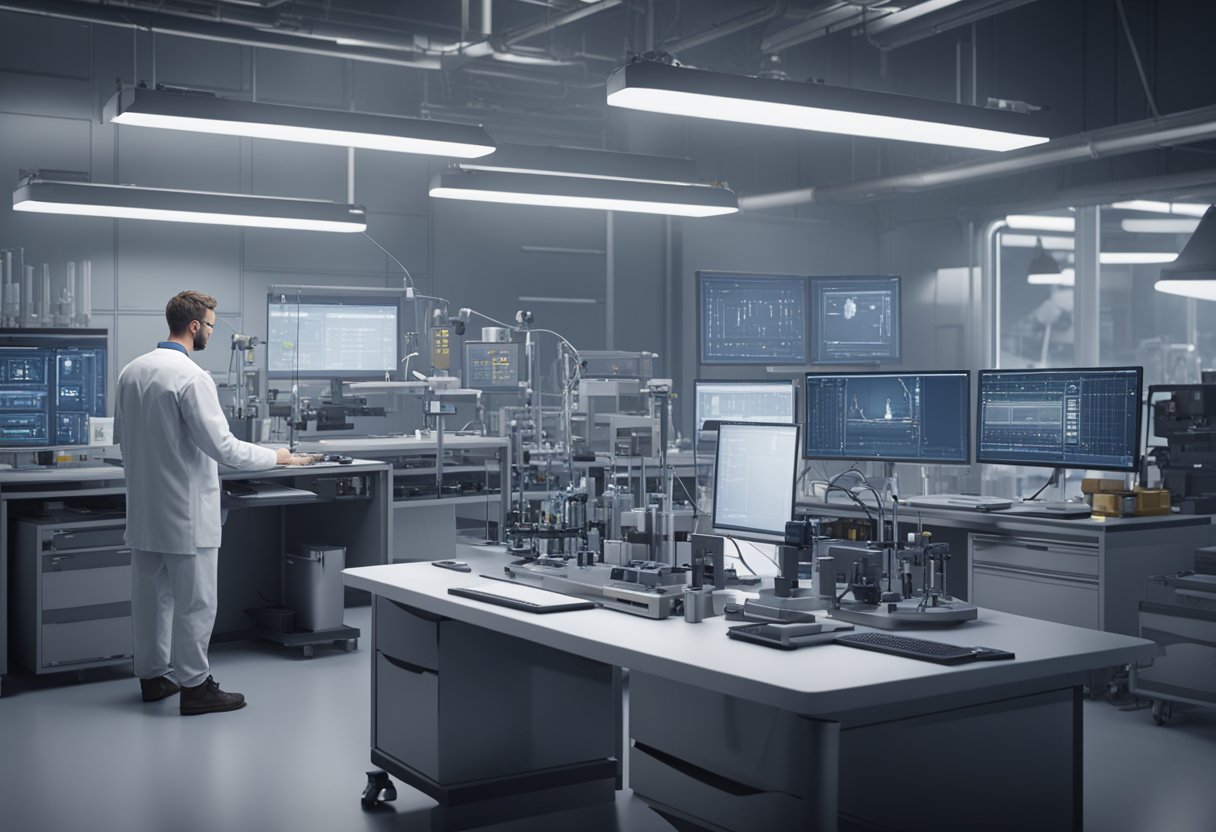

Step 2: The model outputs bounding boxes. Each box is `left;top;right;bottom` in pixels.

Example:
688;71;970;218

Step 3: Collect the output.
0;328;107;448
803;370;970;464
267;292;400;380
810;275;901;364
712;421;800;544
698;271;808;365
464;341;524;391
694;379;796;432
976;366;1143;472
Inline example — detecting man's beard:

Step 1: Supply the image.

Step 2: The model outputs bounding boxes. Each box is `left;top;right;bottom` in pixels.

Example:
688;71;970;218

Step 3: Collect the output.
193;329;208;351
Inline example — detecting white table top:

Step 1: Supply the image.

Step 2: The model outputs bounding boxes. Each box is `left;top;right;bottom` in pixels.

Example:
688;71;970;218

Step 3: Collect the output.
0;459;390;488
298;435;509;453
344;548;1157;716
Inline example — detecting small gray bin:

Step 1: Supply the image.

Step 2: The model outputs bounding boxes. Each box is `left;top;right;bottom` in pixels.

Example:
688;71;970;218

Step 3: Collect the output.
285;545;345;631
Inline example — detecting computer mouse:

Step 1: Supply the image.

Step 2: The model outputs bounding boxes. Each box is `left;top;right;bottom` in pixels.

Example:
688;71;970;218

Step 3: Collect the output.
432;560;471;572
321;453;353;464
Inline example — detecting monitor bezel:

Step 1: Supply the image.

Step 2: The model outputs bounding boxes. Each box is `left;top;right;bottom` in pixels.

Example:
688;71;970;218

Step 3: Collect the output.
696;270;809;366
802;368;971;465
463;340;525;391
809;274;902;365
0;328;109;450
265;292;402;380
693;377;798;433
975;365;1145;473
711;420;800;544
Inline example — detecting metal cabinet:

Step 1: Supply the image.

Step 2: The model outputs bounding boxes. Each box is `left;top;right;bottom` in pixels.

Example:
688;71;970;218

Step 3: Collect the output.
971;535;1100;630
12;515;132;673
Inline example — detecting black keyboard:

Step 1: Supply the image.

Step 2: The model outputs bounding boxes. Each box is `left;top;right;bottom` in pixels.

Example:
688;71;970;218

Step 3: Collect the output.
835;631;1014;665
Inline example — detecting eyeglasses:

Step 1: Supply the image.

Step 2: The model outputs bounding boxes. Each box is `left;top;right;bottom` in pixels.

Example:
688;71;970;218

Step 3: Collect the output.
196;320;215;331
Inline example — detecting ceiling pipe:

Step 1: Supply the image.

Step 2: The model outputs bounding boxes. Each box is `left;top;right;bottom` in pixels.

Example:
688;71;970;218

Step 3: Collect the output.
760;2;882;53
662;0;787;55
0;0;443;68
866;0;1043;51
738;103;1216;210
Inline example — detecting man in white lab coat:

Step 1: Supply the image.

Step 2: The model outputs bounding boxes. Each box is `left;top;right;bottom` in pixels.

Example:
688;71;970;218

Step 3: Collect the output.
115;290;311;715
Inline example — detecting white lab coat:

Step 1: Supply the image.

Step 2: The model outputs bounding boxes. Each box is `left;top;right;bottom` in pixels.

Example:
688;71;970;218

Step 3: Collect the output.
115;345;278;554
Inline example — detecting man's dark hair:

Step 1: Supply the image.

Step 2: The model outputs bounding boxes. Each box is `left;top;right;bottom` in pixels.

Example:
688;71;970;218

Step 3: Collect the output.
166;291;217;335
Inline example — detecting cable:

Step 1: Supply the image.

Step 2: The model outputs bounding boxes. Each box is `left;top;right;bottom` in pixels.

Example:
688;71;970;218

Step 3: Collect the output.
742;539;779;569
726;536;757;576
1115;0;1161;119
362;231;415;292
674;470;699;515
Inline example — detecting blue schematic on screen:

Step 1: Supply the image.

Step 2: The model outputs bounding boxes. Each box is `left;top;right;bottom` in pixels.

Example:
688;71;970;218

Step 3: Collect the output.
976;367;1143;471
0;329;107;448
804;371;970;463
698;272;807;365
811;276;901;364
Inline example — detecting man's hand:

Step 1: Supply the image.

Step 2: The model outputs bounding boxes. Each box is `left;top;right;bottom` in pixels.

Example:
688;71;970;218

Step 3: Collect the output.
275;448;315;466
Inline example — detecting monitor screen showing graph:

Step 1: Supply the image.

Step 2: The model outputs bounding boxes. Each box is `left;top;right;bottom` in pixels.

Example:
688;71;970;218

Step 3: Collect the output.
0;329;107;448
267;295;399;379
803;370;970;464
976;367;1143;472
712;421;800;543
810;275;901;364
698;272;807;365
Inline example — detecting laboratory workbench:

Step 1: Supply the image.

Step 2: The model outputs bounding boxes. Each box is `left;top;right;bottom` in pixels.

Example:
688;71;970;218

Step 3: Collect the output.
346;547;1156;832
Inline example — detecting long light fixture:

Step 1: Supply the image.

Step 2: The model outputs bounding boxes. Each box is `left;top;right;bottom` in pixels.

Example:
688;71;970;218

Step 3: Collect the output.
1111;200;1210;217
429;170;737;217
1100;252;1177;264
1005;214;1076;232
1121;218;1201;234
1028;268;1075;286
606;61;1049;152
455;143;701;185
1002;233;1075;250
103;87;496;158
13;177;367;233
1156;206;1216;300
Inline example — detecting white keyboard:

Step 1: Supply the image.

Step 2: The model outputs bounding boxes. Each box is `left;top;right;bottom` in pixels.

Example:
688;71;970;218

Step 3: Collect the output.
905;494;1014;511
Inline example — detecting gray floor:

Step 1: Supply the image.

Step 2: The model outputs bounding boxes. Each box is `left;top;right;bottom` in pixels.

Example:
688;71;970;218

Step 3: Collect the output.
1;604;1214;832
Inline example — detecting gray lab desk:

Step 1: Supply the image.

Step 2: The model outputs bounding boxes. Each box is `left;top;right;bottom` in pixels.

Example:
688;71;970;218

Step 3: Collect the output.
0;460;391;694
344;550;1156;832
798;498;1212;635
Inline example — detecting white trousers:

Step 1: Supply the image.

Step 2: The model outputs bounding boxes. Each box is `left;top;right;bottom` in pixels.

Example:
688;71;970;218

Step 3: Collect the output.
131;548;219;689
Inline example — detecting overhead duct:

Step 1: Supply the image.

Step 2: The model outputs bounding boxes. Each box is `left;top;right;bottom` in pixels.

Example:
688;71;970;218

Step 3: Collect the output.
662;0;787;55
739;102;1216;210
866;0;1044;51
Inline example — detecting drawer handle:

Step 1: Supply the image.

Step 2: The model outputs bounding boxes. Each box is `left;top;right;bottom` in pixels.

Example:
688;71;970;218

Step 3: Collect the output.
633;743;764;796
1025;544;1049;551
380;653;433;676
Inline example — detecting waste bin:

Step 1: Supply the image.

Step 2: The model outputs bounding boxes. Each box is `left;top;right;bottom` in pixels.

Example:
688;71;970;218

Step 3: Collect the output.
285;545;346;631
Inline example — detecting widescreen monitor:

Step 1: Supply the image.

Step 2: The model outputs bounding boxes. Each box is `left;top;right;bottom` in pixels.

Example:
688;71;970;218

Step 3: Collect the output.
976;366;1143;472
694;379;796;432
0;329;107;448
711;421;800;543
698;271;808;365
464;341;524;390
267;294;399;379
811;275;901;364
803;370;970;464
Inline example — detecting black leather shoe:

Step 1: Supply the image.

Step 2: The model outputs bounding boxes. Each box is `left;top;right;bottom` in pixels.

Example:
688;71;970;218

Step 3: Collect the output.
180;676;246;716
140;676;181;702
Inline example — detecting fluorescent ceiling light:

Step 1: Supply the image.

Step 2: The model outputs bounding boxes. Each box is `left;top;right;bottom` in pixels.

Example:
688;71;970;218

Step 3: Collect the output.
1029;268;1075;286
429;170;737;217
1121;218;1201;234
1100;252;1177;264
103;87;495;158
606;61;1049;152
1005;214;1075;232
13;178;367;233
1156;206;1216;300
1111;200;1210;217
456;144;701;185
1002;233;1074;250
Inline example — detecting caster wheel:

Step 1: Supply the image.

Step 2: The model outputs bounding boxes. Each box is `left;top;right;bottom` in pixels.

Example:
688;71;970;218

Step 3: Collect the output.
302;645;315;659
343;639;358;652
362;770;397;810
1151;699;1173;726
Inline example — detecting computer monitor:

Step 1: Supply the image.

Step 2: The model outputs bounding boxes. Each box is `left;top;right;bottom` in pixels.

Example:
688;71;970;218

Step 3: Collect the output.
803;370;970;464
810;275;901;364
976;366;1144;472
464;341;524;391
711;421;800;543
0;329;107;448
694;379;796;433
698;271;808;365
267;294;400;379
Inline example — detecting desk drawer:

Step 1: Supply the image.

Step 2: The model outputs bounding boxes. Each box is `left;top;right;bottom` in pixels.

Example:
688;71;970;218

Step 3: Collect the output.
42;564;131;609
41;615;132;668
43;526;127;553
375;652;439;779
971;534;1098;579
374;597;440;670
973;565;1099;629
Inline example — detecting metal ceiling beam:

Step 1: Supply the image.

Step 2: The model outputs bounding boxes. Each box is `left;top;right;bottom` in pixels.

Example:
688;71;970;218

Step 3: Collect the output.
760;2;884;54
866;0;1044;51
739;103;1216;209
662;0;787;55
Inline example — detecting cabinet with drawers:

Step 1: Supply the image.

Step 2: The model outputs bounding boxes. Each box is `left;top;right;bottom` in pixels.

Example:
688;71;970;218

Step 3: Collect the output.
12;514;132;673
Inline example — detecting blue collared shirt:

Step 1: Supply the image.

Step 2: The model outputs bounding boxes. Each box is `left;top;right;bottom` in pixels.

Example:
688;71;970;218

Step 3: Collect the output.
157;341;187;355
